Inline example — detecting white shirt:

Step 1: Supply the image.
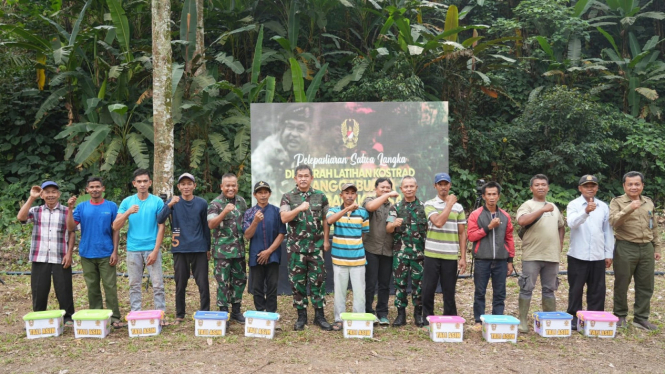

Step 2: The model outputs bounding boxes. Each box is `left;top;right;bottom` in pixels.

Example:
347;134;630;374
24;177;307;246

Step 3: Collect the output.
566;195;614;261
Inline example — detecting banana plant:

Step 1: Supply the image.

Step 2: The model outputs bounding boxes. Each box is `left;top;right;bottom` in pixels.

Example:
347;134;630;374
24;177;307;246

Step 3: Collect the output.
533;36;608;87
591;28;664;118
175;25;281;178
3;0;155;171
0;0;94;124
54;102;153;170
586;0;665;58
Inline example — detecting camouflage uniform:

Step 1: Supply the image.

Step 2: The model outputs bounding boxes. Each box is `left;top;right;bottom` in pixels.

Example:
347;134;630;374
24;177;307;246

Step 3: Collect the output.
280;187;329;310
388;197;427;308
207;194;248;308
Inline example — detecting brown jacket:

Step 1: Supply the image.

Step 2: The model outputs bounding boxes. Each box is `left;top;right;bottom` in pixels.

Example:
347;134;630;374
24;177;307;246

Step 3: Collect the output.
609;194;662;253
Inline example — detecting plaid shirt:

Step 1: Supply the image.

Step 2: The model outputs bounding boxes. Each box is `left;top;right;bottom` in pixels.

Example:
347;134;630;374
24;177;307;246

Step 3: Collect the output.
22;203;70;264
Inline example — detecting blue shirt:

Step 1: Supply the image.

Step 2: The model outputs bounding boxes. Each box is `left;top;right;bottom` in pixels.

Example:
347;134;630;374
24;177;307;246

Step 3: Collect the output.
242;204;286;266
326;206;369;266
567;195;614;261
157;196;211;253
73;200;118;259
118;194;164;251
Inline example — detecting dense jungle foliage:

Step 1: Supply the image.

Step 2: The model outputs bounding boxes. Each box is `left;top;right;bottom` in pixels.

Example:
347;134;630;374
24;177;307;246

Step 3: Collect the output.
1;0;664;232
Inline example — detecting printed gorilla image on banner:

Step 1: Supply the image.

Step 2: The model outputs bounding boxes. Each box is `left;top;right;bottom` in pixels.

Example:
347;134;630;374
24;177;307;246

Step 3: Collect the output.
250;102;449;206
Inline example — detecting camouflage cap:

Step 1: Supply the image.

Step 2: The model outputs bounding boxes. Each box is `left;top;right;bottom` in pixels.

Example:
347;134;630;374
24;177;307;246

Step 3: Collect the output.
340;182;357;192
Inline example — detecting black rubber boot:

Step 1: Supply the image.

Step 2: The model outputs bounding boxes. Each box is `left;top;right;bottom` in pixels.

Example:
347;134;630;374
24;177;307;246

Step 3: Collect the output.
230;303;245;324
393;307;407;327
414;306;424;327
294;309;307;331
313;308;333;331
219;306;229;312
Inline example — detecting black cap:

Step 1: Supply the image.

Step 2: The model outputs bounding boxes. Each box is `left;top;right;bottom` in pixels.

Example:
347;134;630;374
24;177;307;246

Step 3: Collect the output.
578;175;599;186
253;181;272;193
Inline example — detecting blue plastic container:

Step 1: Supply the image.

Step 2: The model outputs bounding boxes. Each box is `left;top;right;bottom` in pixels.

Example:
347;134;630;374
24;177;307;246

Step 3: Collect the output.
480;315;520;343
532;312;573;337
193;311;228;337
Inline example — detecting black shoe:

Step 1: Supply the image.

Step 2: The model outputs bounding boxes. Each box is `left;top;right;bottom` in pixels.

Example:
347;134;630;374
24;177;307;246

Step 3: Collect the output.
393;307;406;327
414;306;424;327
313;308;333;331
294;309;307;331
571;317;578;331
230;303;245;324
632;319;658;331
617;316;627;329
219;306;229;312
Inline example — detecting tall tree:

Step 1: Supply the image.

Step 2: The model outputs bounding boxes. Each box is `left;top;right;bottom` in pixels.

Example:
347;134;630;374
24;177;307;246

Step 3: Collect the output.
195;0;205;76
152;0;174;197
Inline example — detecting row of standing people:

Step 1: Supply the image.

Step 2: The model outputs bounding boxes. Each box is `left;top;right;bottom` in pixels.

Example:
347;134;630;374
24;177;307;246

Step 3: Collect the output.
17;167;661;332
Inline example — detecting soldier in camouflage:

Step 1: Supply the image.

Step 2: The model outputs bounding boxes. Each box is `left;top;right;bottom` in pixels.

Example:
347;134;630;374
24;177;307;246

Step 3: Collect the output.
207;173;248;324
280;164;333;331
386;176;428;327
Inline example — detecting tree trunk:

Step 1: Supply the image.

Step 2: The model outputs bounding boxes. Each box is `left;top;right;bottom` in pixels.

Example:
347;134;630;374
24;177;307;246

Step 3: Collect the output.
152;0;174;198
194;0;206;76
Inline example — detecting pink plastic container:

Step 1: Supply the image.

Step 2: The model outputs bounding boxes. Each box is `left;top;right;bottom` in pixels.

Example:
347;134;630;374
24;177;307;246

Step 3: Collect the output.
576;311;618;338
126;310;165;337
426;315;466;342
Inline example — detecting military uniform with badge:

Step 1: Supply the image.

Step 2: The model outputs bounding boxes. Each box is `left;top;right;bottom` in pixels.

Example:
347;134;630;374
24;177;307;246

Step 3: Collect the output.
388;198;427;324
208;193;247;319
280;182;333;331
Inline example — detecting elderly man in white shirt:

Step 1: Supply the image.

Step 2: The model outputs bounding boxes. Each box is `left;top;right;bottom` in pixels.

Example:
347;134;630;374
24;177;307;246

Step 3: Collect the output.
566;175;615;329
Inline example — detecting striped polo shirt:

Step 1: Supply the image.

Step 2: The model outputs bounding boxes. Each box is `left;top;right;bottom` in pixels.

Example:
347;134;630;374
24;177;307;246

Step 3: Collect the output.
424;196;466;259
326;206;370;266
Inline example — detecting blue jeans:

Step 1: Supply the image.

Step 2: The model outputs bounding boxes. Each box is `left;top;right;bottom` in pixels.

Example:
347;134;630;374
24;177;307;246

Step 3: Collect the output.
127;251;166;312
473;259;507;322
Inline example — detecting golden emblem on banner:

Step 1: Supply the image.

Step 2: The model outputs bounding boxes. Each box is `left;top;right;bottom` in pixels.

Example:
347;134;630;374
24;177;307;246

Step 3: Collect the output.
564;320;569;327
455;323;460;329
546;320;551;327
365;321;370;327
131;320;136;326
491;324;497;331
150;319;155;325
95;320;100;326
590;321;596;327
510;325;515;331
216;320;221;327
49;319;54;325
341;119;360;148
609;321;613;327
248;318;253;325
347;320;353;327
77;320;82;327
267;320;272;327
198;320;203;327
29;320;34;327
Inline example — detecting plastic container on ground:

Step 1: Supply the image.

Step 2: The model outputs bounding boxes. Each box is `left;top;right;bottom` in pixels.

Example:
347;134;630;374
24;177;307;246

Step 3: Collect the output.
193;311;228;337
72;309;113;339
480;315;520;343
126;310;165;337
23;310;65;339
244;311;280;339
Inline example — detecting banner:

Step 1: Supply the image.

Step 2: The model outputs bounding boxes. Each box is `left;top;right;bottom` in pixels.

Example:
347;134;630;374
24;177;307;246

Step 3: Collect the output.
250;102;449;294
251;102;448;206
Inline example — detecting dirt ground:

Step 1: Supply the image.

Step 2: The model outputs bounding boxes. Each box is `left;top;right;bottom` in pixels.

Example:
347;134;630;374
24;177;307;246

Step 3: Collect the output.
1;266;665;374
